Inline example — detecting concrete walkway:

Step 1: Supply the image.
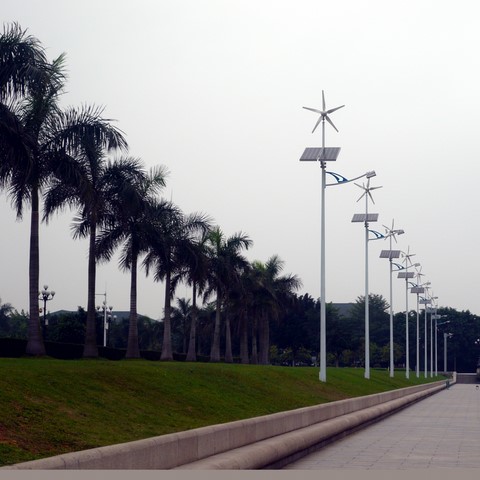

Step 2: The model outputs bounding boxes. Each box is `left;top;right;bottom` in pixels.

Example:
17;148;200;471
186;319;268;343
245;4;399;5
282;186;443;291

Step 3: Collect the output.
284;384;480;469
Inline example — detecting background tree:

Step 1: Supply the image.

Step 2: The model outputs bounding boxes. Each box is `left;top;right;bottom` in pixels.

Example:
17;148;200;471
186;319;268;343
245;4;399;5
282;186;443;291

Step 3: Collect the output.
204;227;252;362
144;207;210;360
96;164;167;358
0;23;67;355
182;230;212;362
171;297;191;354
44;106;128;358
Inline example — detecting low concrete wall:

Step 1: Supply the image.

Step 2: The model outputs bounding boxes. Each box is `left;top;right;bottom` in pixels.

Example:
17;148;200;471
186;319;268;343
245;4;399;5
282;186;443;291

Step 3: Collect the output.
3;378;450;470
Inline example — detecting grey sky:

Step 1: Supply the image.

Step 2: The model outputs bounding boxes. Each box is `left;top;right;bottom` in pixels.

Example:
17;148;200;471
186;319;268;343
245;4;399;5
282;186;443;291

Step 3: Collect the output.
1;0;480;321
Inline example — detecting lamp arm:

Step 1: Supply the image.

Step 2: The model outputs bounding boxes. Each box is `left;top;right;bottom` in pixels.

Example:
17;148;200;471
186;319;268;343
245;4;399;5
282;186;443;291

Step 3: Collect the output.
326;170;375;187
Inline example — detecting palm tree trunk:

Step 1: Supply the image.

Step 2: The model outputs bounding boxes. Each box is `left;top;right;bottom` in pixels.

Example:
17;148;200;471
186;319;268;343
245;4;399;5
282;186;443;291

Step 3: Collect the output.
25;185;45;356
83;221;99;358
126;250;140;358
239;308;249;364
259;312;270;365
251;317;258;364
224;309;233;363
161;268;173;360
210;292;222;362
186;283;197;362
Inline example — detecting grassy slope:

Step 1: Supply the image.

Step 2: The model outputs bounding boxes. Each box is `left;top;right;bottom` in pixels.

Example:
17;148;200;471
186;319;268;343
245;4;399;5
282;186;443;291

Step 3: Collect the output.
0;358;443;466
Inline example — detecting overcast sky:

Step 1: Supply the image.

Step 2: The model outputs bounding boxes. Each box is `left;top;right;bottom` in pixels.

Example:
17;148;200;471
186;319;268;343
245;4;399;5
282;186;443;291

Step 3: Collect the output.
2;0;480;321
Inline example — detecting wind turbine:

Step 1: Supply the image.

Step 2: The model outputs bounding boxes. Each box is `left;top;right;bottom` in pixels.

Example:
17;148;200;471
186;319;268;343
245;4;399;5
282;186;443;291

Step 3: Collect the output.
303;90;345;138
351;177;382;380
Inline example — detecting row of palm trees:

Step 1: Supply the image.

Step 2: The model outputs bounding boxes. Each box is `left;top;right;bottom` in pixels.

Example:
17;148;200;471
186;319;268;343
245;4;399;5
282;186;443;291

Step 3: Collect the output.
0;23;302;364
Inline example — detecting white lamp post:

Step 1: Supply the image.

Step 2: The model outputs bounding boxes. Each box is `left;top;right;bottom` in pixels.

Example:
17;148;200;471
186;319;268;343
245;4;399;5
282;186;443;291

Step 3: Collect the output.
301;91;375;382
428;296;438;377
419;290;431;378
443;332;453;373
380;220;404;377
398;252;419;379
351;178;382;380
96;290;112;348
436;318;449;376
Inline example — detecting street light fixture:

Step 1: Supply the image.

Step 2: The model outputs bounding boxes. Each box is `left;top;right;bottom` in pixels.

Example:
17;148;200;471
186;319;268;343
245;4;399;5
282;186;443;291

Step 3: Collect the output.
351;177;382;380
301;91;374;382
39;285;55;337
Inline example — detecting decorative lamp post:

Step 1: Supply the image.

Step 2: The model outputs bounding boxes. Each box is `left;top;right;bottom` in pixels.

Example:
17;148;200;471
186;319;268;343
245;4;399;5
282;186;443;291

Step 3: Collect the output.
39;285;55;337
97;301;113;348
301;90;375;382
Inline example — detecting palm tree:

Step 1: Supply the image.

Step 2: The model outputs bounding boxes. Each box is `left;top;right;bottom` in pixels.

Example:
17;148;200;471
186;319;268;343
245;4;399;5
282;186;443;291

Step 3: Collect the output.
249;255;302;364
204;227;252;362
0;24;67;355
43;106;128;357
171;297;192;354
144;206;211;360
95;165;168;358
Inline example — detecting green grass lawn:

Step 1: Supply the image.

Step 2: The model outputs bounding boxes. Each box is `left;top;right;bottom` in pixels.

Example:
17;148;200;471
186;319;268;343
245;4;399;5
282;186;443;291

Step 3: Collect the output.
0;358;443;467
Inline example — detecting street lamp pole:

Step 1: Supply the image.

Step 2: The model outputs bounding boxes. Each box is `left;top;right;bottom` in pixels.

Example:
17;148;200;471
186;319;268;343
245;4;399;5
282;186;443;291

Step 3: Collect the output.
96;290;113;348
301;91;346;382
380;221;404;378
351;178;381;380
398;254;419;379
419;290;431;378
443;332;453;373
436;318;449;376
429;296;438;377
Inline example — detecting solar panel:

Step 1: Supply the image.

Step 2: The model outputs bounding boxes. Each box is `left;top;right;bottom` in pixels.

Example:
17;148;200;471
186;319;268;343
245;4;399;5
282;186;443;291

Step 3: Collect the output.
351;213;379;222
419;299;431;304
300;147;341;162
411;287;425;293
379;250;401;259
398;272;415;278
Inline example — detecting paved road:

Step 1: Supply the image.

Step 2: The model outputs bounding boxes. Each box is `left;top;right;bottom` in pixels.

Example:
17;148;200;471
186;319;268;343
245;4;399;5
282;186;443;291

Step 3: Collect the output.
284;384;480;469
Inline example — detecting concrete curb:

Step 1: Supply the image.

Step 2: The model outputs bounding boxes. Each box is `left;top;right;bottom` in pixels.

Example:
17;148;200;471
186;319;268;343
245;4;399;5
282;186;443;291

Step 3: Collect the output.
3;378;452;470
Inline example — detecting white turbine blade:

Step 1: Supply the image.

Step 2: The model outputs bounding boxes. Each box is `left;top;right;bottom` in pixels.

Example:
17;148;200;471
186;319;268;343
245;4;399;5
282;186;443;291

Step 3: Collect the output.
367;190;376;204
356;191;367;202
302;106;323;114
325;115;339;132
369;186;383;191
326;104;345;114
311;117;323;133
354;182;366;190
322;90;326;111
